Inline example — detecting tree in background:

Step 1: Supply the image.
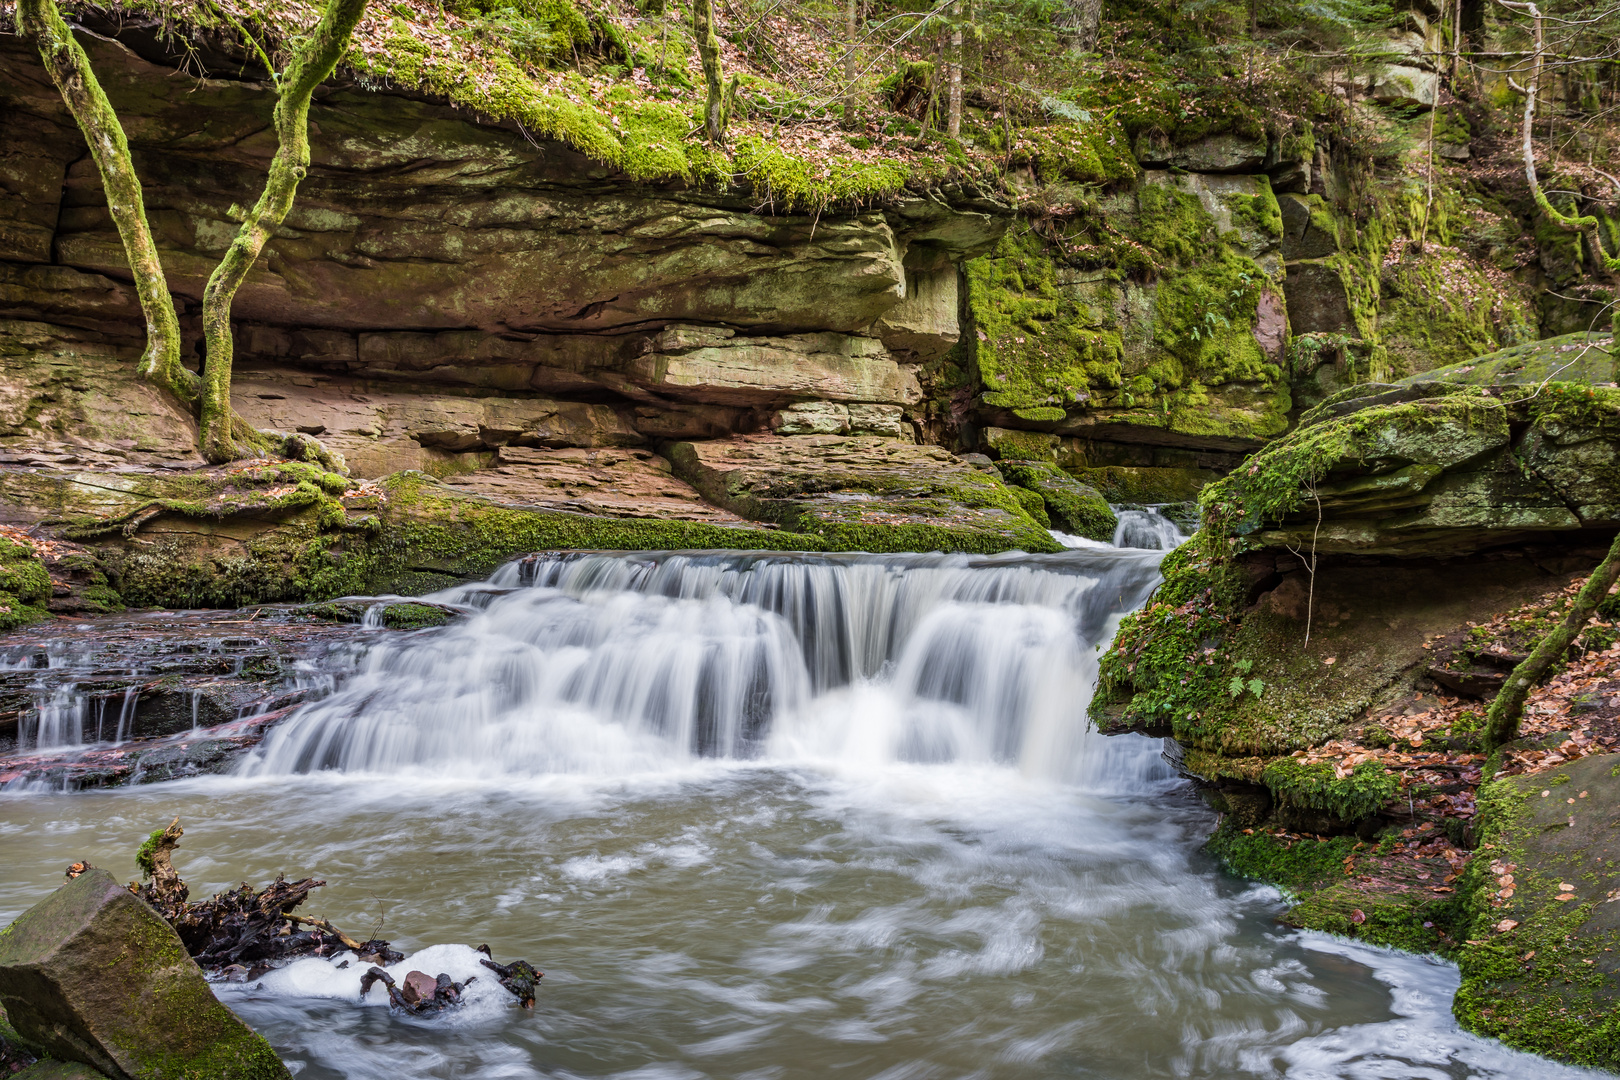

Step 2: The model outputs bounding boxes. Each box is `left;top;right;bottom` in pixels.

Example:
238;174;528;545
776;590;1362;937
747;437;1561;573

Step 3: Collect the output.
15;0;194;413
15;0;369;467
199;0;371;462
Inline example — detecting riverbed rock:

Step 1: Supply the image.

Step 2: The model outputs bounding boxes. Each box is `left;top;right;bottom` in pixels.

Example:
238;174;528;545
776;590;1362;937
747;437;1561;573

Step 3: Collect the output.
994;461;1116;541
0;868;290;1080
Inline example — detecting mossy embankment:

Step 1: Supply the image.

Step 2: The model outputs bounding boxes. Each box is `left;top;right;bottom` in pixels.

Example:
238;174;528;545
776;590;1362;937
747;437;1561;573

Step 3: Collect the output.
1087;363;1620;1068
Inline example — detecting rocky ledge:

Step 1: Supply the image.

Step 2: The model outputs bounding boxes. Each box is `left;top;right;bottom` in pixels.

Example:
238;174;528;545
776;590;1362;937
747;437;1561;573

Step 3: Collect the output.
1089;359;1620;1069
0;603;439;789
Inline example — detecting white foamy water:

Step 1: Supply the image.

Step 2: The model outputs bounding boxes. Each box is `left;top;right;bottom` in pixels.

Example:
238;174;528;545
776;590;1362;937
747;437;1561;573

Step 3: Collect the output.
1;547;1605;1080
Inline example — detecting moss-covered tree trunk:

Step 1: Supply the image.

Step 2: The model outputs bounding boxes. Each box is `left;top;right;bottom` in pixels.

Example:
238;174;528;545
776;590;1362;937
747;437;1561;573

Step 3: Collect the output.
1484;530;1620;750
1502;0;1620;277
841;0;859;130
15;0;198;411
198;0;371;464
692;0;726;145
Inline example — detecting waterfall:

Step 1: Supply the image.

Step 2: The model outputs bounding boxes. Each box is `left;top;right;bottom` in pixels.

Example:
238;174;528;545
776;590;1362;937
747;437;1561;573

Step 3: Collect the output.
1112;507;1188;550
242;548;1169;782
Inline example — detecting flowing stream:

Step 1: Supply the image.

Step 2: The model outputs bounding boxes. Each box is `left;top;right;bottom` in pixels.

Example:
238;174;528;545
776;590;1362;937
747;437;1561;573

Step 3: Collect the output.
0;542;1605;1079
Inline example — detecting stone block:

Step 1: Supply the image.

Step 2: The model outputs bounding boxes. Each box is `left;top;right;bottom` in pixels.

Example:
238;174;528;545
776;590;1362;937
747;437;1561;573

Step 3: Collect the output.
633;329;918;407
981;426;1060;462
847;404;907;439
1135;131;1268;173
1371;65;1438;108
772;402;850;436
874;265;960;361
0;868;290;1080
1283;261;1357;336
1277;195;1340;260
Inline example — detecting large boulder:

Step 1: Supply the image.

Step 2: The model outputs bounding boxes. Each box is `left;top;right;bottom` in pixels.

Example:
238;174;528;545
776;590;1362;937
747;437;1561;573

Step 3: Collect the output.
0;869;289;1080
1455;751;1620;1067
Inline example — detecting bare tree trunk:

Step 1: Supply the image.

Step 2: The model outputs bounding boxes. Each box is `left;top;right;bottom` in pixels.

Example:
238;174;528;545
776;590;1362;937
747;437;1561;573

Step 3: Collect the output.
693;0;726;145
841;0;859;130
947;3;962;138
1484;531;1620;750
15;0;197;411
1451;0;1463;85
198;0;371;464
1501;0;1620;276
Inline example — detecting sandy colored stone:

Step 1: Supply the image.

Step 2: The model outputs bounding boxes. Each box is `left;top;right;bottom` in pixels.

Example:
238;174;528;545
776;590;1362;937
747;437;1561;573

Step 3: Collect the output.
443;446;748;524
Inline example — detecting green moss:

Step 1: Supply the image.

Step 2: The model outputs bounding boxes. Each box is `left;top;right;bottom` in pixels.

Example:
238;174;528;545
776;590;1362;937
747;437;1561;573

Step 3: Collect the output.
1008;484;1050;527
1449;755;1620;1068
1208;821;1464;954
997;460;1117;541
0;537;52;633
1206;821;1359;892
133;827;166;879
1261;757;1398;822
1222;186;1283;241
966;229;1124;415
1092;529;1249;732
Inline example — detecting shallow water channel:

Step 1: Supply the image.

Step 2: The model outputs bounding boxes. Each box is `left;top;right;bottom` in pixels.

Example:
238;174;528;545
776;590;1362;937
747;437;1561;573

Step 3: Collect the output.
1;541;1609;1079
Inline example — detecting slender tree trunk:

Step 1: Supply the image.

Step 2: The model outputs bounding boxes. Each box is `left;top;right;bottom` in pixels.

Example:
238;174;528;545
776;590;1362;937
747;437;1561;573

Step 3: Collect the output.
15;0;197;410
946;3;962;138
198;0;371;463
693;0;726;145
1418;95;1438;251
1484;531;1620;749
1450;0;1463;85
1502;0;1620;275
841;0;858;130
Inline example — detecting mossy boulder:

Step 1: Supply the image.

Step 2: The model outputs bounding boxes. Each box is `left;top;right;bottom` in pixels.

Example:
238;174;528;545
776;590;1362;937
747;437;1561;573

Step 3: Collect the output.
1065;464;1214;505
1454;752;1620;1068
995;460;1116;541
1399;331;1616;389
0;536;51;633
1205;382;1620;558
0;869;290;1080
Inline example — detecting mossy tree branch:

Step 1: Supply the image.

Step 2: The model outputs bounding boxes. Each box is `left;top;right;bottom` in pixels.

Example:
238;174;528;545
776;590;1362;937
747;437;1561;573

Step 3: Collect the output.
199;0;371;464
692;0;726;144
15;0;198;410
1501;0;1620;279
1484;530;1620;750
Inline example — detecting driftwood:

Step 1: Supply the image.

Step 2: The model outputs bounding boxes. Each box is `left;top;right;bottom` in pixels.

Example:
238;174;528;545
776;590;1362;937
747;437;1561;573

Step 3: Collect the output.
104;819;542;1010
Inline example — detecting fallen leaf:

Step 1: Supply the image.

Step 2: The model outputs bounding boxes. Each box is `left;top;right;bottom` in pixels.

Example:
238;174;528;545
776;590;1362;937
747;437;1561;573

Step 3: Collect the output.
1561;882;1577;891
1323;657;1337;665
1350;909;1366;924
1496;919;1519;932
1557;893;1577;901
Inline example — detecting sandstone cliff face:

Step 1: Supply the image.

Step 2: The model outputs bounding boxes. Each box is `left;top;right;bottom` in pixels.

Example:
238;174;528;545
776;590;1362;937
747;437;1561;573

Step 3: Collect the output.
0;31;1001;479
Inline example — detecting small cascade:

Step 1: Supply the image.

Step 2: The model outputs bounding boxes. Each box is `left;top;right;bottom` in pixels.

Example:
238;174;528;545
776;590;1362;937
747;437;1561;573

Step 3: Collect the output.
1111;507;1188;550
243;547;1170;782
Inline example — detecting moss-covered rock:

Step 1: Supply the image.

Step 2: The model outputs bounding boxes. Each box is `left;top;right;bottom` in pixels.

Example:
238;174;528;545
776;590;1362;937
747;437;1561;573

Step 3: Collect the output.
1090;377;1620;757
1400;331;1616;389
995;460;1116;541
0;868;290;1080
1454;752;1620;1069
667;436;1061;554
0;536;51;633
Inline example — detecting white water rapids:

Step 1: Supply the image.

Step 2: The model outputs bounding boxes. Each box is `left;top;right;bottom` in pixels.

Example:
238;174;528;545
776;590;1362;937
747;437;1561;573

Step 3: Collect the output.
0;540;1607;1079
